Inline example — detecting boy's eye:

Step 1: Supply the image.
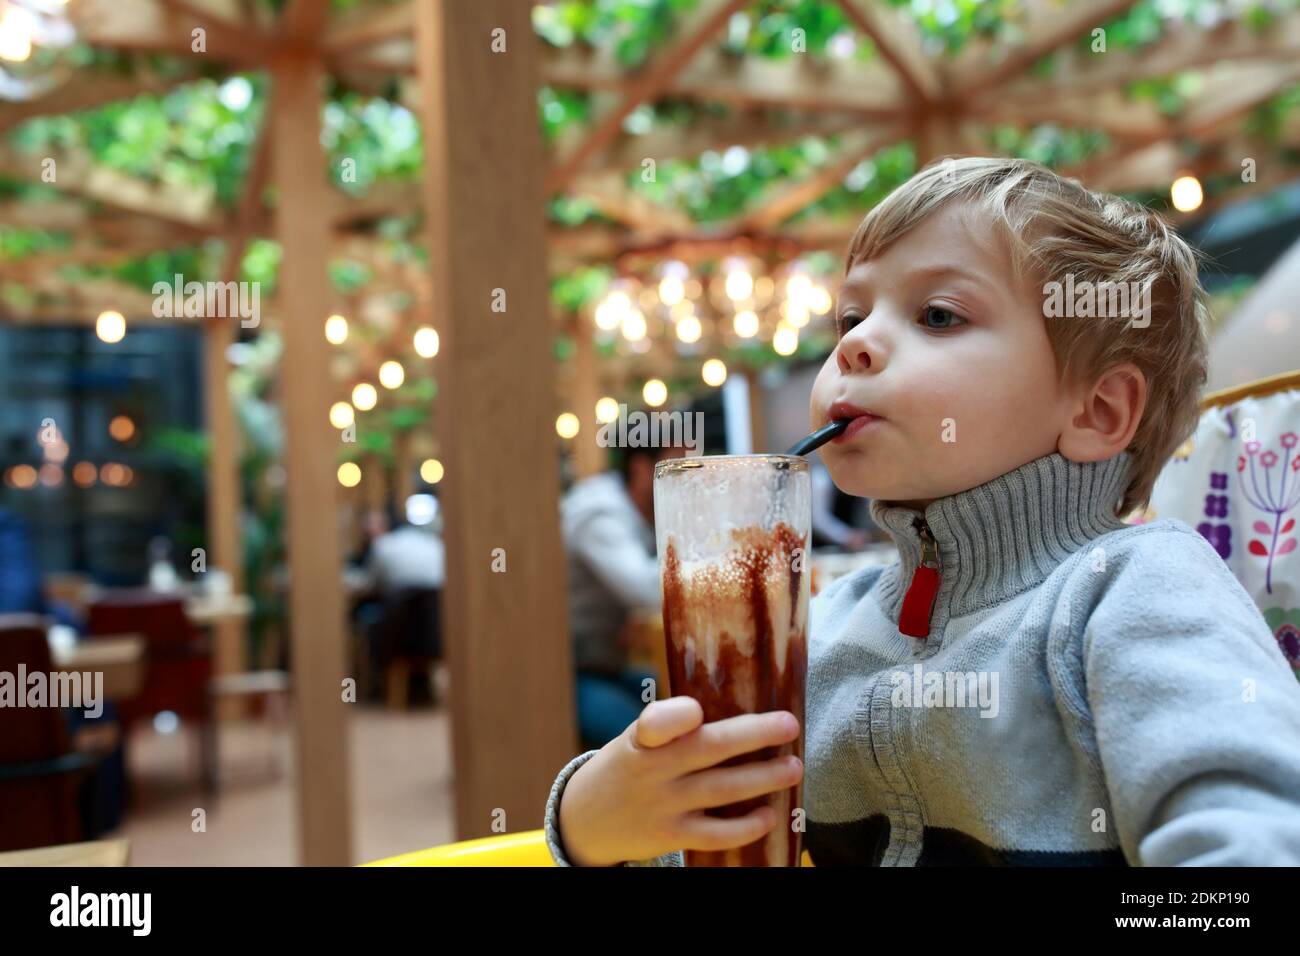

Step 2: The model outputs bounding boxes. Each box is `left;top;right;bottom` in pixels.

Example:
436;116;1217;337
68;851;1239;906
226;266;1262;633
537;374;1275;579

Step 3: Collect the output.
835;312;863;338
920;305;965;331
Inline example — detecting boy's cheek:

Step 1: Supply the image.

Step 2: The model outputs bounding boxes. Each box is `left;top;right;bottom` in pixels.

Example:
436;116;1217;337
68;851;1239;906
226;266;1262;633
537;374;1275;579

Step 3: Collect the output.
808;365;837;429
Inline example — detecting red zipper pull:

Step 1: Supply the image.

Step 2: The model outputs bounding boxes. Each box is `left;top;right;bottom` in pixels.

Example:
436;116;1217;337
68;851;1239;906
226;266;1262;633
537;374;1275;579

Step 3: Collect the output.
899;522;941;638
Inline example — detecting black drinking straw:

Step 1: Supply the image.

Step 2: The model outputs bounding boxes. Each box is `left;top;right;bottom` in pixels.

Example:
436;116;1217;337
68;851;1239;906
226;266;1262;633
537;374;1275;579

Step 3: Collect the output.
784;419;850;456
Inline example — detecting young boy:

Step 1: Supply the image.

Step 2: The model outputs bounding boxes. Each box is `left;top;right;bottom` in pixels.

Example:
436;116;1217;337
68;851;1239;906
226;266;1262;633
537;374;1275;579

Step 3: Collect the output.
543;156;1300;867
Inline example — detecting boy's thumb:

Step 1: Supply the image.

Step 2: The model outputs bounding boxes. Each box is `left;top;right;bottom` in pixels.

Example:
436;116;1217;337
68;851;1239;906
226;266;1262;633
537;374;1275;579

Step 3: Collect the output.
633;696;703;749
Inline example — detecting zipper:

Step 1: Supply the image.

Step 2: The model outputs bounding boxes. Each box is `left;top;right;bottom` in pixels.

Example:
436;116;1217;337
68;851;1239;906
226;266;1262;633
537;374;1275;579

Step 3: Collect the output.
898;516;942;639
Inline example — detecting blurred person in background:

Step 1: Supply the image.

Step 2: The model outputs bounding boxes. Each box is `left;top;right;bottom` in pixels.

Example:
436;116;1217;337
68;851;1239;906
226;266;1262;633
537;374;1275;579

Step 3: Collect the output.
562;442;685;747
360;496;445;701
0;506;44;615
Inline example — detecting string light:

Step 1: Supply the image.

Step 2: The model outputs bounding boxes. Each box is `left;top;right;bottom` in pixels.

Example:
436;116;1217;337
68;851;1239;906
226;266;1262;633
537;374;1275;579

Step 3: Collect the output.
773;324;799;356
702;359;727;387
733;310;759;338
351;383;377;411
378;360;405;389
643;379;667;407
109;415;136;442
621;309;647;342
337;462;361;488
0;5;35;63
420;458;444;484
96;310;126;344
1171;175;1203;213
325;314;349;345
413;326;439;358
675;314;702;344
595;397;620;423
556;412;580;439
329;402;354;429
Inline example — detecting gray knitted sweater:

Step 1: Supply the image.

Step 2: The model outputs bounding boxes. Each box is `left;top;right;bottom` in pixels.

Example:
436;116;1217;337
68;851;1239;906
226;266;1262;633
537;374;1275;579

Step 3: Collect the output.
544;451;1300;866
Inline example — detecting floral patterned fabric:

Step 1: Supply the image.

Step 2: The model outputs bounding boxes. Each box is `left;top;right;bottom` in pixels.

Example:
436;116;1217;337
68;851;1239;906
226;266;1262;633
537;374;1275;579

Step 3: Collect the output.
1142;386;1300;680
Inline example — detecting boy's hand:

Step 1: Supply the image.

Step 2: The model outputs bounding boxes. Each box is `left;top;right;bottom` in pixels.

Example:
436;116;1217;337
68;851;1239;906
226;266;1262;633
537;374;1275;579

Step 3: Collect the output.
557;696;803;867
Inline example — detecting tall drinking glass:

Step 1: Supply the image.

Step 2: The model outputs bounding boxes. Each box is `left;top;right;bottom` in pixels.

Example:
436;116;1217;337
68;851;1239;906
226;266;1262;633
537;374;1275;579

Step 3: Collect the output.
653;454;811;867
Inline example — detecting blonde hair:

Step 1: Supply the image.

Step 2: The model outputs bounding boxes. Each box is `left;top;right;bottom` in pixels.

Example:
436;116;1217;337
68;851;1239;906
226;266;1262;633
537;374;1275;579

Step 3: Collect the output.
845;156;1209;516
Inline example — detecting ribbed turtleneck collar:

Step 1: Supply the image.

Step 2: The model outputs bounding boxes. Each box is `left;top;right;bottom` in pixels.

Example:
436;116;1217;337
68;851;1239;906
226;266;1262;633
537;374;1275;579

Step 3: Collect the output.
869;451;1134;629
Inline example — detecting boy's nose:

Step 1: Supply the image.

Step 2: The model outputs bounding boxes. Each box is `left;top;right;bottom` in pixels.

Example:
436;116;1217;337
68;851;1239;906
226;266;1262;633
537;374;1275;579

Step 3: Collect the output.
837;344;872;374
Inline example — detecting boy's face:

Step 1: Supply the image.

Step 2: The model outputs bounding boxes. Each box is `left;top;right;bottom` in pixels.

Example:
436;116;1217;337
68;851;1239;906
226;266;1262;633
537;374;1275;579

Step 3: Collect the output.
810;201;1073;510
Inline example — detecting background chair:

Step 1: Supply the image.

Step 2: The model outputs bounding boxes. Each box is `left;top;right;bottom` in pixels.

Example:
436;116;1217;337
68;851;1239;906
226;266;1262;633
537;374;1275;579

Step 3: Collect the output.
0;614;108;852
86;592;217;793
379;586;442;709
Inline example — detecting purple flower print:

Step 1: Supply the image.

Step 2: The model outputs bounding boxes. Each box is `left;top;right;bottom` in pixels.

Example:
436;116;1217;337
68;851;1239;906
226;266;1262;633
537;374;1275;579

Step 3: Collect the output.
1198;471;1232;558
1243;433;1300;594
1197;522;1232;559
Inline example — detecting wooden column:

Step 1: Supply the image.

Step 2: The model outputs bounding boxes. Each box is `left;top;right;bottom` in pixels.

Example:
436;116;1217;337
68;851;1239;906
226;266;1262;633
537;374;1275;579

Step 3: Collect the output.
572;315;604;479
202;316;247;720
415;0;576;840
269;45;354;866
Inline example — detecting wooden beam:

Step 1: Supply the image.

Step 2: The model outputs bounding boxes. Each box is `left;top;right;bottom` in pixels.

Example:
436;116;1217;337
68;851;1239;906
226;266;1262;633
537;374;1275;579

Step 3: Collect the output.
735;126;904;230
269;43;354;866
544;43;905;115
972;89;1165;140
68;0;272;64
0;69;199;134
580;170;695;236
951;0;1145;98
995;11;1300;103
1175;62;1300;139
0;145;221;231
414;0;576;840
833;0;942;103
546;0;752;192
326;0;414;56
571;110;861;178
279;0;330;45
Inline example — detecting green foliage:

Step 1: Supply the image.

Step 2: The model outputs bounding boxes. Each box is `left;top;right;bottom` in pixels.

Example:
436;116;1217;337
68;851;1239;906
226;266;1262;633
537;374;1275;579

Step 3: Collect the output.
552;265;614;310
323;93;422;193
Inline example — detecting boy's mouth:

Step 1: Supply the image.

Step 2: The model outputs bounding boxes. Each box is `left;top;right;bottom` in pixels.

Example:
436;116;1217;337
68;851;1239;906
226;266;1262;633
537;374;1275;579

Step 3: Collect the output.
826;401;883;444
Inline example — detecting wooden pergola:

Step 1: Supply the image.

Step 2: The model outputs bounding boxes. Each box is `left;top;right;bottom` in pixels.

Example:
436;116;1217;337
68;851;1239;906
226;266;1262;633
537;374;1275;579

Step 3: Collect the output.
3;0;1300;864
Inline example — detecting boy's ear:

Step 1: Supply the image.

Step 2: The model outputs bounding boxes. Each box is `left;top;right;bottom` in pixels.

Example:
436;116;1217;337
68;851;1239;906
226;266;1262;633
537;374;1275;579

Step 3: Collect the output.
1058;362;1146;463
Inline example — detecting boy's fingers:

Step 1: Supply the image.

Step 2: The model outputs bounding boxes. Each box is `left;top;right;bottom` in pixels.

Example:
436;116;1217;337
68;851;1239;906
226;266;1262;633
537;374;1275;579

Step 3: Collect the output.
674;755;803;812
632;696;704;750
677;805;779;852
675;711;800;773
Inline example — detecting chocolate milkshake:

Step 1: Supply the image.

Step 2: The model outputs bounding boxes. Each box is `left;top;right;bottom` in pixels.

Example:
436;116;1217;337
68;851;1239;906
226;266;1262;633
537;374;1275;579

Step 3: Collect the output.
654;455;811;867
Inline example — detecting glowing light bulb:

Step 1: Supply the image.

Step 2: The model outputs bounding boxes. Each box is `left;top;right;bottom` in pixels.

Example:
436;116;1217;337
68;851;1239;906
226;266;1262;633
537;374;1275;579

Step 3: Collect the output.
773;324;799;356
702;359;727;387
329;402;355;429
643;379;667;407
556;413;580;439
413;326;439;358
1171;175;1203;213
352;383;377;411
676;314;702;344
379;360;405;389
96;310;126;344
595;397;620;423
621;309;647;342
733;310;759;338
325;313;349;344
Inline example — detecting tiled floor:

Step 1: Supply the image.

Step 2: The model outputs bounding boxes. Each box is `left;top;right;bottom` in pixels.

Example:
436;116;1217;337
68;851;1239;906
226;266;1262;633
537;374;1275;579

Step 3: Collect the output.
109;703;456;866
